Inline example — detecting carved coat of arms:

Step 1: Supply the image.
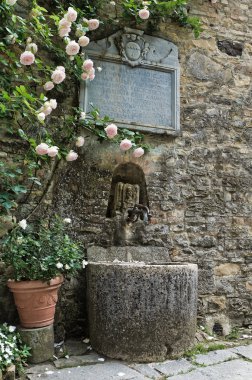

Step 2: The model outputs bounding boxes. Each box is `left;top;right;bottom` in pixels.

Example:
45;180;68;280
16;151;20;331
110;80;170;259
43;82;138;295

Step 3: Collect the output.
118;31;150;67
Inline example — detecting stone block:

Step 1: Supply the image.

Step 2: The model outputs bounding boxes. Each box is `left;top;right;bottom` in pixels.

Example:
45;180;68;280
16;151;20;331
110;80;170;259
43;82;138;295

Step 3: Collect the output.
53;354;104;369
27;362;148;380
232;344;252;360
194;348;238;365
4;365;15;380
130;364;162;379
152;359;195;377
214;263;241;276
87;246;169;263
87;262;198;362
18;324;54;364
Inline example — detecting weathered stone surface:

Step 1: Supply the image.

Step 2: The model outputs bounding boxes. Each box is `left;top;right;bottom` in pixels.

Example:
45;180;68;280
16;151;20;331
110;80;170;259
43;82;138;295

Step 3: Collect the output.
214;264;241;276
169;359;252;380
27;362;149;380
130;364;162;379
4;365;15;380
187;52;232;83
87;262;198;361
194;348;238;365
87;246;169;263
232;344;252;360
18;325;54;364
53;353;103;369
65;339;88;356
152;359;195;377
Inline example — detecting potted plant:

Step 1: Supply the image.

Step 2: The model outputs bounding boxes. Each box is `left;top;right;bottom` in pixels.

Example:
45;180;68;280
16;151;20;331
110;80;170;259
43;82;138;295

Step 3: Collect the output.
1;216;83;328
0;323;30;378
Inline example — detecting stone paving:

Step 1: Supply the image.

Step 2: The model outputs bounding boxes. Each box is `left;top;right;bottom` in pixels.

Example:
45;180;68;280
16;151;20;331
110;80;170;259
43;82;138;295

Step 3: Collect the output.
26;344;252;380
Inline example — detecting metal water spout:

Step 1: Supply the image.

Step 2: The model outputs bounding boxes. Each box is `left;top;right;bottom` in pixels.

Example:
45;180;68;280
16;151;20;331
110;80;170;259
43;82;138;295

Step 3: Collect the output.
126;204;152;225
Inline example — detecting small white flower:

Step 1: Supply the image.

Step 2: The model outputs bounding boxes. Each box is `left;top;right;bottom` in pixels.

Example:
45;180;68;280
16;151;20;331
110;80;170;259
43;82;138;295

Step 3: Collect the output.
8;326;16;333
49;99;57;109
65;264;70;270
80;112;86;120
18;219;27;230
83;338;89;343
82;260;88;268
37;112;46;122
97;67;102;72
65;355;69;359
110;1;116;5
56;262;63;269
63;218;71;224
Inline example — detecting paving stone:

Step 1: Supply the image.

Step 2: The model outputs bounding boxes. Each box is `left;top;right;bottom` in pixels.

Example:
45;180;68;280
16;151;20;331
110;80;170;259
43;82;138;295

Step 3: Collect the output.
27;362;149;380
65;339;88;356
168;359;252;379
152;358;195;377
130;364;162;379
194;347;238;365
232;344;252;360
53;353;105;369
26;364;55;375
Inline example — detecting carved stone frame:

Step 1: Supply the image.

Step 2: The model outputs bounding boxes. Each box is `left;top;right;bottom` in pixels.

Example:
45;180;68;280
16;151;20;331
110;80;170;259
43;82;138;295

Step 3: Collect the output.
79;28;180;135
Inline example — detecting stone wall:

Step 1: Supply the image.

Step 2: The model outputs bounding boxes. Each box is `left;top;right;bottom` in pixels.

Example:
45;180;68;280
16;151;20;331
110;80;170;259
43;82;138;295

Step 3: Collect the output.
1;0;252;338
52;0;252;335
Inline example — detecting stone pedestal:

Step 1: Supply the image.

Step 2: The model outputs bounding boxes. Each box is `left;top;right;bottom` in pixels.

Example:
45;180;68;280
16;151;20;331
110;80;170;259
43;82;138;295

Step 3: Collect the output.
87;262;198;362
18;324;54;364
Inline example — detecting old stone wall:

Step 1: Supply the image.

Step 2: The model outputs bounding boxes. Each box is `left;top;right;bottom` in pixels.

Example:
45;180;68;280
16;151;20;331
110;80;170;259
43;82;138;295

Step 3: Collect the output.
0;0;252;338
52;0;252;335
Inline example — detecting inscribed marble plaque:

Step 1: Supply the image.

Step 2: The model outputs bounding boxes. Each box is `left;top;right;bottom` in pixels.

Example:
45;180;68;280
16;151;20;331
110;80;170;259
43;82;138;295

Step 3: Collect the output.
80;28;180;134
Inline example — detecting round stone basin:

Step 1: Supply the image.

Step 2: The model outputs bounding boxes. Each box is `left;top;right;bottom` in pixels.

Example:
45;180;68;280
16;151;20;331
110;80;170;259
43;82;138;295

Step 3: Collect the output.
87;262;198;362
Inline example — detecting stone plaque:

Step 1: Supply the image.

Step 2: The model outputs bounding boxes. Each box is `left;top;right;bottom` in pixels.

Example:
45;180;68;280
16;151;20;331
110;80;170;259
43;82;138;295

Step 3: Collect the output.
80;28;180;135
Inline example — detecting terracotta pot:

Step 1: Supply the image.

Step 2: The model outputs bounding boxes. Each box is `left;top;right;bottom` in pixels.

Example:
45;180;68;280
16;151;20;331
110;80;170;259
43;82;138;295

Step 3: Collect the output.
7;276;63;328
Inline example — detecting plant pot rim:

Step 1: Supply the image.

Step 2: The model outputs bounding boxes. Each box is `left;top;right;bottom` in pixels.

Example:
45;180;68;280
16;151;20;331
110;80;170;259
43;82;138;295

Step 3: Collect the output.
7;275;64;290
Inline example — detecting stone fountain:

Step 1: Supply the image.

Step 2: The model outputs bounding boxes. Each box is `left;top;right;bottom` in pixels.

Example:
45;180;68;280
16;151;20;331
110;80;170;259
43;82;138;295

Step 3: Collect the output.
87;163;198;362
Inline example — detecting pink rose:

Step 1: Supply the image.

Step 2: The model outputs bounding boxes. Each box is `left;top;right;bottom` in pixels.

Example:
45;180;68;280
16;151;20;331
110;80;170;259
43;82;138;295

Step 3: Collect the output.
51;69;66;84
59;26;71;38
89;73;95;81
6;0;17;5
65;7;78;22
88;67;95;75
42;104;52;116
26;42;38;54
59;18;71;29
43;81;54;91
47;146;59;157
88;19;100;31
139;8;150;20
105;124;117;139
76;136;85;147
56;66;65;72
78;36;90;47
66;150;78;161
49;99;57;109
81;72;89;80
82;59;93;71
37;112;45;122
20;51;35;65
66;40;80;56
35;143;49;155
120;139;132;151
133;147;144;158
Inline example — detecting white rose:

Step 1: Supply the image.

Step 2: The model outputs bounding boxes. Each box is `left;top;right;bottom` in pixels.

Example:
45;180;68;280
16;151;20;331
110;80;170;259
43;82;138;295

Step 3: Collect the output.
63;218;71;224
18;219;27;230
56;262;63;269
